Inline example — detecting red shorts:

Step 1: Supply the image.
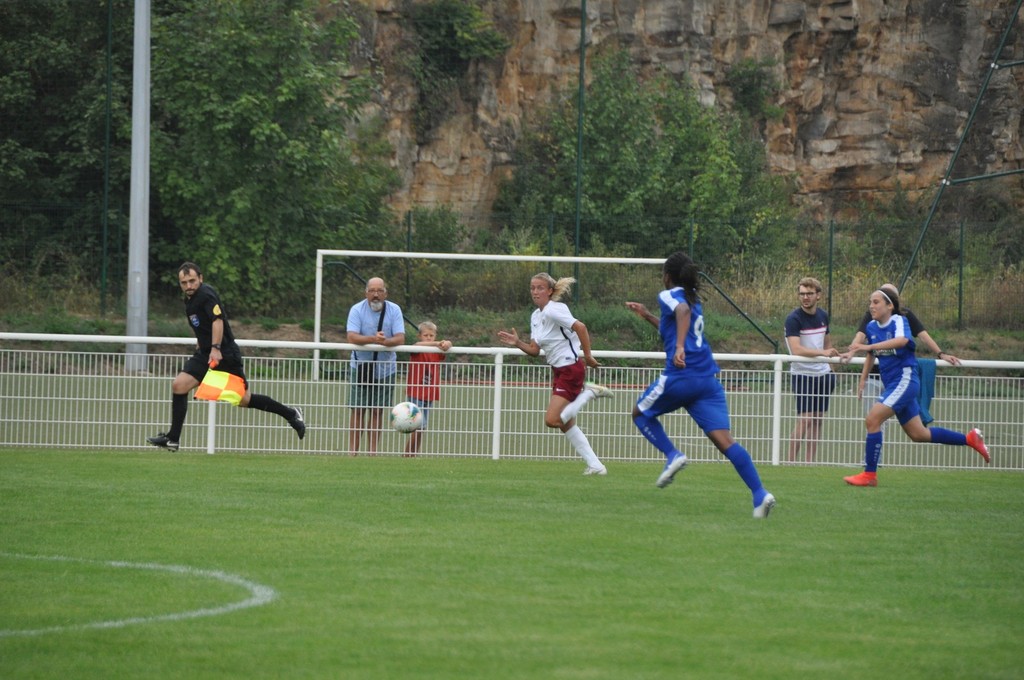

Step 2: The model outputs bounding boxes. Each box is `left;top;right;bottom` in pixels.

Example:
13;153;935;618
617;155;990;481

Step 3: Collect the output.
551;359;585;401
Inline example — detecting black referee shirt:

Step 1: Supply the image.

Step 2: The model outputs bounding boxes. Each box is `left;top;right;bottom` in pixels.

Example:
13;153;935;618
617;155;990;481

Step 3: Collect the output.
185;283;238;355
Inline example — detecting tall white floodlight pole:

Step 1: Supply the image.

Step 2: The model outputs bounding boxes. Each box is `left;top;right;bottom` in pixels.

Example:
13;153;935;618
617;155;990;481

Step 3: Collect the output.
126;0;151;372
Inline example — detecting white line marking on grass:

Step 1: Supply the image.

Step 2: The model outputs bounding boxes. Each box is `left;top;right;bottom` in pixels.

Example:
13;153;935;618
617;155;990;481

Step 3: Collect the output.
0;552;277;638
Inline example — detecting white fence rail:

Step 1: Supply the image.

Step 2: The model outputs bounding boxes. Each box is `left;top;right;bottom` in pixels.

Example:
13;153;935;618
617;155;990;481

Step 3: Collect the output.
2;333;1022;470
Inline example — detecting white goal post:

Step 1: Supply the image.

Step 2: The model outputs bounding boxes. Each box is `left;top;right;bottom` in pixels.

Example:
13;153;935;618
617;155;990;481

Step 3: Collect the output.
312;250;666;378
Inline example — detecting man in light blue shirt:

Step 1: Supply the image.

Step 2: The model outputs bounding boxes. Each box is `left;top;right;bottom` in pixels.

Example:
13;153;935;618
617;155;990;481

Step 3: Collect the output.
346;277;405;454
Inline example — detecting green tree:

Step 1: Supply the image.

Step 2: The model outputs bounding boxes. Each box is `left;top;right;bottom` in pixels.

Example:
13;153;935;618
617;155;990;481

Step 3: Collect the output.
0;0;134;288
150;0;399;313
494;50;795;265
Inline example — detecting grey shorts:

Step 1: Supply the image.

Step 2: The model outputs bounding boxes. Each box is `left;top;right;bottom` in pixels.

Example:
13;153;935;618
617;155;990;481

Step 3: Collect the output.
349;368;396;408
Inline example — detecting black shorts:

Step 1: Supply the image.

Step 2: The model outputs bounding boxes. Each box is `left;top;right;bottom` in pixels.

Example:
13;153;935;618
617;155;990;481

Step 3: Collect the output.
791;372;836;415
182;351;249;392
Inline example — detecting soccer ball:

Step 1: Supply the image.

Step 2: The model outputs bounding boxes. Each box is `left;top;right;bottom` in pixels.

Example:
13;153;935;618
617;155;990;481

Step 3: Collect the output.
390;401;424;433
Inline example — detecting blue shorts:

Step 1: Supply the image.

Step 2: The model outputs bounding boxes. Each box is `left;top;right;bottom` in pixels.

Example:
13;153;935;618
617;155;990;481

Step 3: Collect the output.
408;397;433;430
879;368;921;425
636;372;731;433
791;372;836;414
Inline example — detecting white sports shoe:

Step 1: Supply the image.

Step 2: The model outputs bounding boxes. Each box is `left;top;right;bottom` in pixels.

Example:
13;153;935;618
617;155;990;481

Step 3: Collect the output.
655;454;687;488
583;466;608;476
585;382;613;399
753;492;776;519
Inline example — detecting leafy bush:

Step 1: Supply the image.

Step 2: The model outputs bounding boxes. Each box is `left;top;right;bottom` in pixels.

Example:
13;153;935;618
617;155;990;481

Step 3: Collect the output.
407;0;509;138
726;58;784;120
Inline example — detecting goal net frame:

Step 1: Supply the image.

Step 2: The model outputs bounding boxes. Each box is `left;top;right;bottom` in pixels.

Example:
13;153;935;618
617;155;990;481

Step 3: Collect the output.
313;249;665;375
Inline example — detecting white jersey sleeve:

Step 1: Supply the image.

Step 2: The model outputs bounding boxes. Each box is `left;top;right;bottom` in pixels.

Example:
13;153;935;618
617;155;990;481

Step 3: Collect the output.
530;302;583;368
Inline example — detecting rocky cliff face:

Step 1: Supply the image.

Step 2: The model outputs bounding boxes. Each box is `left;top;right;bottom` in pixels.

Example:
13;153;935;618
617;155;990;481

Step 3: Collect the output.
363;0;1024;220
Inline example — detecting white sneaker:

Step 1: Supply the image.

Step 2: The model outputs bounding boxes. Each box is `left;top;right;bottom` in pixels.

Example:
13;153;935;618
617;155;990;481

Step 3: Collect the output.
585;382;613;399
655;454;687;488
753;492;776;519
289;406;306;440
583;466;608;476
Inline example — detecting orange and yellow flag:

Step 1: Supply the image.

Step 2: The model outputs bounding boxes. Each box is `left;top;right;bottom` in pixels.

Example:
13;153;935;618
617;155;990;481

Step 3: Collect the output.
194;369;245;406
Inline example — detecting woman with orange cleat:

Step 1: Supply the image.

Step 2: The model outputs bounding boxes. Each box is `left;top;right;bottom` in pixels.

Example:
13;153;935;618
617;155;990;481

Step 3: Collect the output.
844;288;990;486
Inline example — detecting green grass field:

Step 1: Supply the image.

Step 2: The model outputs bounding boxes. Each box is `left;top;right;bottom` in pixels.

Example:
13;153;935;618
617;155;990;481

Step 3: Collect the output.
1;449;1022;679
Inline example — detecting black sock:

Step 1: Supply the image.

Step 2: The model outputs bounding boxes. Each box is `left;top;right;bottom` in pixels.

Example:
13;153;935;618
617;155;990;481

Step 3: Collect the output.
168;393;188;441
247;393;294;420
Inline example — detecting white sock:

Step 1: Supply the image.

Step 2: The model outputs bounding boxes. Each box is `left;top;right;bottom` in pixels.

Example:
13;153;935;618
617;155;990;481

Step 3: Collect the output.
560;389;596;424
564;425;603;469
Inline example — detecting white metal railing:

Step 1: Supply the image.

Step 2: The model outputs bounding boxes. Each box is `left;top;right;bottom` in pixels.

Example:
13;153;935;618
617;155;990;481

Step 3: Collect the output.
1;333;1022;470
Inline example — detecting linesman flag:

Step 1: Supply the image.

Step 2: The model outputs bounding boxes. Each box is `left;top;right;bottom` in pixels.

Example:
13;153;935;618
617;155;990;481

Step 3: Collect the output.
195;369;245;406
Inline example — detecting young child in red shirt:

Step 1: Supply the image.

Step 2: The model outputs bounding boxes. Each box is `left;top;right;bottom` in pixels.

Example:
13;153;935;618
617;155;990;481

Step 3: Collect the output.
405;321;452;456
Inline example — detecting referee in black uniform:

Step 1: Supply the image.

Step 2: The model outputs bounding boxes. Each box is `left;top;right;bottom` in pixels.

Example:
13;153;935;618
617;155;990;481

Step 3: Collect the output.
147;262;306;451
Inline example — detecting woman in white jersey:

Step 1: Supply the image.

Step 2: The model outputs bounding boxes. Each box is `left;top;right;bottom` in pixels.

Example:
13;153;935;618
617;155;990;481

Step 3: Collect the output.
498;273;613;475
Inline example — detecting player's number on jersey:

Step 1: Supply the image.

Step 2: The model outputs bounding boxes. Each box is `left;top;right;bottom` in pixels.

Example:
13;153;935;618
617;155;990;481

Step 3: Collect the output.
693;314;705;347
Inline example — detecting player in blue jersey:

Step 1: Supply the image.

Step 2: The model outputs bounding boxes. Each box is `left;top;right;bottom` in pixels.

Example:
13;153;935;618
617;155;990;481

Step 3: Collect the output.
843;288;990;486
625;252;776;518
841;282;962;427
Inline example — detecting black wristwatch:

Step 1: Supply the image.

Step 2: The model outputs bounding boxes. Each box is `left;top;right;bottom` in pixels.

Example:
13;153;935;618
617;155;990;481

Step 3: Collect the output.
211;343;221;350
